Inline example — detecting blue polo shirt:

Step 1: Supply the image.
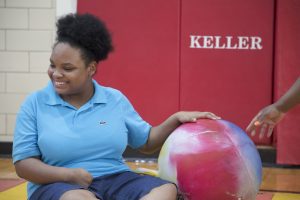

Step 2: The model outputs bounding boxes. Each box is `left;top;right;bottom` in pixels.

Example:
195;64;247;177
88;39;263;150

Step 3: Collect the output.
12;80;151;199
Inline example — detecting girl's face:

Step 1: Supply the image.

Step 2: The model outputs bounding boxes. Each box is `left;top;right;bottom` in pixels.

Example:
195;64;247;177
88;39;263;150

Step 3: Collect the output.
48;42;96;99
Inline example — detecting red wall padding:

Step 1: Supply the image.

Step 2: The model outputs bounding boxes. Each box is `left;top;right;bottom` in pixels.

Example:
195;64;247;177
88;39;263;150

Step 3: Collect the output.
179;0;274;145
275;0;300;165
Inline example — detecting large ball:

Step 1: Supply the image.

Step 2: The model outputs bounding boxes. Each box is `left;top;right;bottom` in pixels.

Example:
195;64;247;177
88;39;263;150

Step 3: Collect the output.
158;119;262;200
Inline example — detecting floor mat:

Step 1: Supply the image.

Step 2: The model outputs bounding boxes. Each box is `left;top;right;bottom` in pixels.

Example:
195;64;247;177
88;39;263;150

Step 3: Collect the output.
272;193;300;200
0;179;26;192
0;182;27;200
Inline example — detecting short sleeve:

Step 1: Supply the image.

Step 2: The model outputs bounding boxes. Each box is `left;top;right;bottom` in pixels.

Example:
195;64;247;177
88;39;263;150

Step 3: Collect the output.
12;94;41;163
121;95;151;149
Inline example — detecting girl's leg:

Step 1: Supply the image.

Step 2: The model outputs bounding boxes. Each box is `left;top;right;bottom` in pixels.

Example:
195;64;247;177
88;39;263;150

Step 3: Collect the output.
140;183;177;200
60;189;99;200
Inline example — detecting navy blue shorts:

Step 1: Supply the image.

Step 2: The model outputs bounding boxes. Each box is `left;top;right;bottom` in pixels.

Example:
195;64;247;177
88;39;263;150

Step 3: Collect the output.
30;171;174;200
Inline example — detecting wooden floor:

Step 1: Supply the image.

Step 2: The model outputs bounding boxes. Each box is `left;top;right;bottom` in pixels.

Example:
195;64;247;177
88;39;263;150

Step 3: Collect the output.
1;157;300;199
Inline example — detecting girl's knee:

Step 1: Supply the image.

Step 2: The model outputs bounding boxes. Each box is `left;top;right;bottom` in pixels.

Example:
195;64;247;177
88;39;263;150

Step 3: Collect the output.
163;183;178;196
141;183;177;200
60;189;98;200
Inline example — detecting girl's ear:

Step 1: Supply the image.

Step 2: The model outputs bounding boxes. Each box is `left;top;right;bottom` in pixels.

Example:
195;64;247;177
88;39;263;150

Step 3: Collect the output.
88;61;97;77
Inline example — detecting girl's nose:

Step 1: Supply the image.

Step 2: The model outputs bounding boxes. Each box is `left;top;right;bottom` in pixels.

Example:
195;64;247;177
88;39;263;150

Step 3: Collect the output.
52;69;63;78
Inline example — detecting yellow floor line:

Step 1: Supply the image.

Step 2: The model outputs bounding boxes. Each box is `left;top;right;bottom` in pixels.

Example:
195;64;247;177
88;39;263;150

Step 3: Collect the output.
273;192;300;200
0;182;27;200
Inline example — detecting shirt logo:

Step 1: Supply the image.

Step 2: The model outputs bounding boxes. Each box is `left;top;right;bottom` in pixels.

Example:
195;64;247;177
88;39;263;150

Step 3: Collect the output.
99;121;107;125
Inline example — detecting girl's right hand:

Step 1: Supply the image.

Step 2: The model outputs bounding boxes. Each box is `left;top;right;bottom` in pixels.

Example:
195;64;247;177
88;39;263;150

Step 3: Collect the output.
67;168;93;188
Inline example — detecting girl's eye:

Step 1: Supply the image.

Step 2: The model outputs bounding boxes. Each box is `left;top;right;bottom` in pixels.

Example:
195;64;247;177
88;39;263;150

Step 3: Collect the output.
64;68;73;71
49;64;55;68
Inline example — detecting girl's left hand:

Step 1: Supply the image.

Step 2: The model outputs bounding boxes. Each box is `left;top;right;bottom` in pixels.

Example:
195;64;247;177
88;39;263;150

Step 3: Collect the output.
175;111;221;123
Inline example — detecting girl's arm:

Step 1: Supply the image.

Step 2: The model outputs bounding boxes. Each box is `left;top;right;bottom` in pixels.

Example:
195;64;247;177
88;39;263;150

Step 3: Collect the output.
15;157;93;188
139;111;220;154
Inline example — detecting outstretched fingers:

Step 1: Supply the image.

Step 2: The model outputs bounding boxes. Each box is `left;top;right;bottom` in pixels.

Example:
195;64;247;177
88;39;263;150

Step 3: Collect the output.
196;112;221;120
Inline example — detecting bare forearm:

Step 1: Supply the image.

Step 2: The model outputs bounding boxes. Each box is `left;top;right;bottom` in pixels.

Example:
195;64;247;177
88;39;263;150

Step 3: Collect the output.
14;158;71;185
140;111;220;154
275;78;300;113
141;113;180;154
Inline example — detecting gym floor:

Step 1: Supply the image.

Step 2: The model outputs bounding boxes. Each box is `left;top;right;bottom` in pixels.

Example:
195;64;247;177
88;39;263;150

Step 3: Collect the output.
0;158;300;200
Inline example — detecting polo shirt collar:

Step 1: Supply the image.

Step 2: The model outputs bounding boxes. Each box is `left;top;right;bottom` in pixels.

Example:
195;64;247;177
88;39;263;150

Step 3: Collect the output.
90;79;107;104
45;79;107;106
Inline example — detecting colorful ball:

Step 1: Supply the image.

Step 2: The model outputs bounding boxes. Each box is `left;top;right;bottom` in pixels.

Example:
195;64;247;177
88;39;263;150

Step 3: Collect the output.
158;119;262;200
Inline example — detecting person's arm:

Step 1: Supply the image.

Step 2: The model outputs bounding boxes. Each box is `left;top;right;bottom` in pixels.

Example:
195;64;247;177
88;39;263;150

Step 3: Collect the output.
139;111;220;154
274;77;300;113
246;77;300;138
14;157;93;188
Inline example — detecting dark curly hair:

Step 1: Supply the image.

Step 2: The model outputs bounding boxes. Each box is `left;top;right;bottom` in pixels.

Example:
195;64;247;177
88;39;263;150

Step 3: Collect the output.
55;13;113;65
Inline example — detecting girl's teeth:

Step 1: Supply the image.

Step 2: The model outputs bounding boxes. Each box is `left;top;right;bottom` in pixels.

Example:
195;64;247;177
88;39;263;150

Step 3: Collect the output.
55;82;65;85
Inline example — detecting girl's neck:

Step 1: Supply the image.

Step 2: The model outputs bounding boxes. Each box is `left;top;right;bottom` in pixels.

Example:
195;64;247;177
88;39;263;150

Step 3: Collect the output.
61;82;95;109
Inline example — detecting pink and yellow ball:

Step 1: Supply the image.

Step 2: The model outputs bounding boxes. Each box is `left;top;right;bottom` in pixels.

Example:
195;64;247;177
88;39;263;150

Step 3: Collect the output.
158;119;262;200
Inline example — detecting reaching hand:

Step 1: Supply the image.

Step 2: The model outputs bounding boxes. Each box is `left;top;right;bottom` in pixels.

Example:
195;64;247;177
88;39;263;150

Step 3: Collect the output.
175;111;221;123
67;168;93;188
246;104;285;138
